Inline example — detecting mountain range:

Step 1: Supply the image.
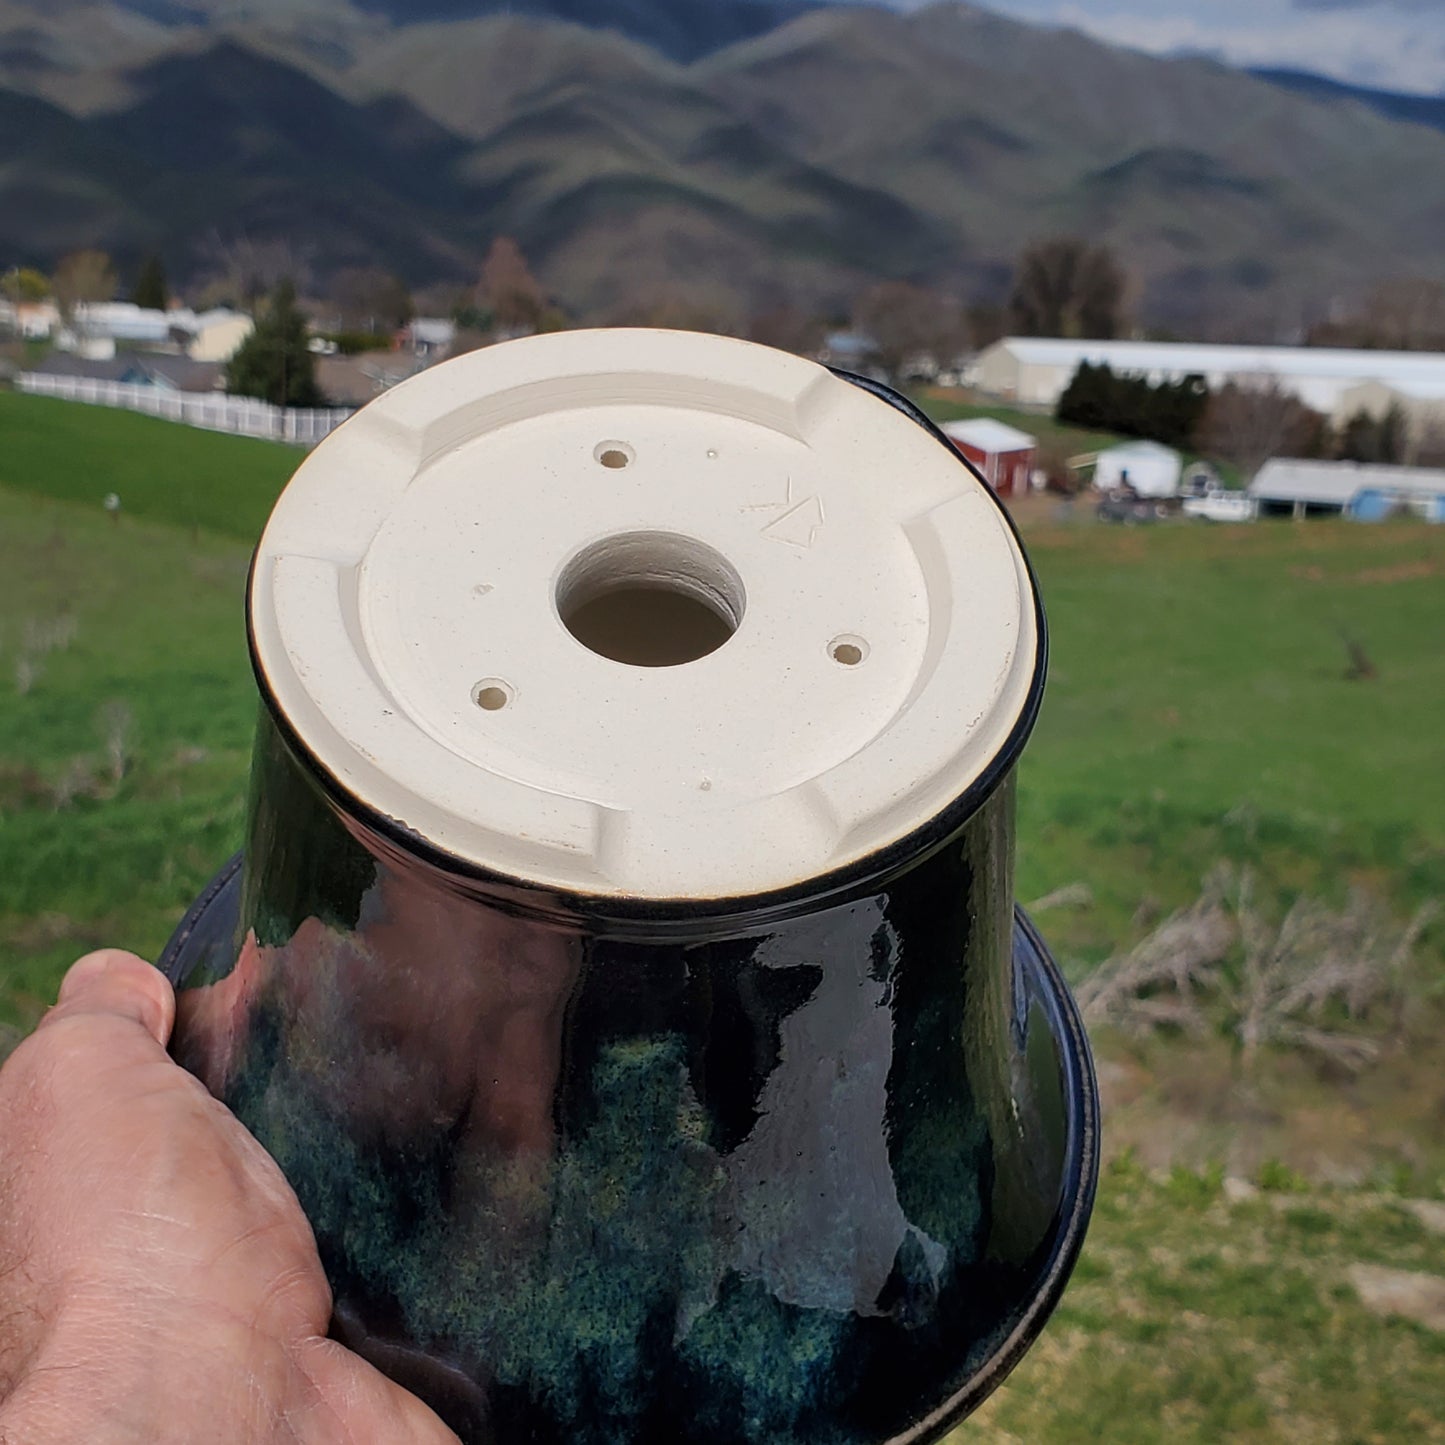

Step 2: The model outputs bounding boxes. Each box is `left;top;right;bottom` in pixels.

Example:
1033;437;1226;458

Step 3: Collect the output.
3;0;1444;333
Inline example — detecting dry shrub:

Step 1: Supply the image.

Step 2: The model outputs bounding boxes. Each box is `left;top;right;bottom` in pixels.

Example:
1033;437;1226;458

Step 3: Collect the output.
12;615;78;695
1078;864;1438;1072
97;700;133;785
1076;864;1235;1037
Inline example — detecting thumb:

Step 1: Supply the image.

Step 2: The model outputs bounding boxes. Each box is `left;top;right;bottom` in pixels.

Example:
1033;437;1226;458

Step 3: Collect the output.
44;949;176;1049
294;1336;464;1445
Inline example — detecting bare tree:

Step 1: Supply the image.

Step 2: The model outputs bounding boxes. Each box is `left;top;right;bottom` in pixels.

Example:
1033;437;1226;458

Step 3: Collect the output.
1197;376;1328;480
853;281;968;381
198;234;315;313
480;237;545;334
1413;416;1445;469
330;267;414;334
1310;278;1445;352
1008;237;1126;339
52;250;117;331
607;289;740;336
748;304;826;358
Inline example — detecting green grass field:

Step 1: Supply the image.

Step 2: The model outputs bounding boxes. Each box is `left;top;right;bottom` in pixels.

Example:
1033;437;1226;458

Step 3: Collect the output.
1;392;1441;1441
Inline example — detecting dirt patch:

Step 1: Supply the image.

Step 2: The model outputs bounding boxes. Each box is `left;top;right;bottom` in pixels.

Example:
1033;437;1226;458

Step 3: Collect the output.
1291;558;1443;585
1348;1264;1445;1331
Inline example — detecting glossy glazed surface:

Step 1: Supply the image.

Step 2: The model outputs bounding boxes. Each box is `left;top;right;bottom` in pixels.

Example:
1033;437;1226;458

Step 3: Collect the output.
164;716;1096;1445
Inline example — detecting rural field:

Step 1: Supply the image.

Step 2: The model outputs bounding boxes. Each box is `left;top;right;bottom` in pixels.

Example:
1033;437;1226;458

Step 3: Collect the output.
0;389;1441;1441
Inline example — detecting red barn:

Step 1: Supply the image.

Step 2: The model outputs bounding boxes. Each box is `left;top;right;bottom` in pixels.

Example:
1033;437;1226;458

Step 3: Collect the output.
942;418;1038;497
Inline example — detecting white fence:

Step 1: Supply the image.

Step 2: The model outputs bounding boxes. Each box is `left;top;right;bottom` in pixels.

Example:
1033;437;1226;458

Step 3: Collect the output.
16;372;354;445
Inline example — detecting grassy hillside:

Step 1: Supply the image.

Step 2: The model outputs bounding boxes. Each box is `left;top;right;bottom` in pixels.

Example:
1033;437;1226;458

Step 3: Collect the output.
953;1158;1445;1445
0;390;299;538
0;484;255;1023
0;395;1441;1440
1018;516;1445;940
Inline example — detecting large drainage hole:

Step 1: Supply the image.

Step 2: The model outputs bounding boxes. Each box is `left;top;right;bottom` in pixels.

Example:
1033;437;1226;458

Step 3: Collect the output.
557;532;745;668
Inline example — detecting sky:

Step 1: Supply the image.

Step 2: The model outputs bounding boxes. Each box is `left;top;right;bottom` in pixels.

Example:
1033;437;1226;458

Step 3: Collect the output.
891;1;1445;95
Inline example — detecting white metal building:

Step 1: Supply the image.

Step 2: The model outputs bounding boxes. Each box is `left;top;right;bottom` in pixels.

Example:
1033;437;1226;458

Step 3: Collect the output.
1093;440;1182;497
1248;460;1445;521
969;338;1445;423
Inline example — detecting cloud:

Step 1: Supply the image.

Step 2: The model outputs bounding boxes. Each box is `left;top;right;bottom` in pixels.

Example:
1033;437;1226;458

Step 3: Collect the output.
1038;2;1445;93
1296;1;1445;11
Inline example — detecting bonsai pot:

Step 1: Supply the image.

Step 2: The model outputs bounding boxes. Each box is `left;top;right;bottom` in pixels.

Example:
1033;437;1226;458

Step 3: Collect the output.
161;329;1098;1445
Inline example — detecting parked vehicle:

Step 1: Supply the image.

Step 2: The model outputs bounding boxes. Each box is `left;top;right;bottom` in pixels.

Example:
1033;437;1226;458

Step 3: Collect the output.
1182;492;1257;523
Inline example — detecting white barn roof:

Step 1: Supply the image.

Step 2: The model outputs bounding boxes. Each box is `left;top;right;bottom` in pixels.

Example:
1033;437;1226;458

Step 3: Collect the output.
1249;459;1445;506
1097;440;1180;462
941;418;1036;453
995;337;1445;390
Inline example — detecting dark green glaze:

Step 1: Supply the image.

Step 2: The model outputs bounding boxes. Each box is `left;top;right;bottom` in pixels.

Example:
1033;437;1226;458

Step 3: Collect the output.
163;714;1096;1445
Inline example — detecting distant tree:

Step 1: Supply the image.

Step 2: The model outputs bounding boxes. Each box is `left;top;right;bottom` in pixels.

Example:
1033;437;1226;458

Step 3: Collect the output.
225;280;322;408
1009;237;1126;339
607;289;738;335
965;301;1009;353
1056;361;1112;430
131;254;169;311
748;304;826;358
853;281;968;381
1414;418;1445;469
480;238;544;333
199;234;315;313
1337;403;1407;465
331;267;413;333
1197;377;1328;480
1058;362;1209;449
411;281;470;321
1309;278;1445;352
2;267;50;303
1034;442;1083;494
52;250;117;327
452;301;494;333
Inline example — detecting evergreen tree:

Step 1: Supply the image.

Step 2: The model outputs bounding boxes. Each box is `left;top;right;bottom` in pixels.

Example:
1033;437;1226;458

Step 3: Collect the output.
132;254;168;311
1058;362;1208;448
1338;404;1407;465
225;280;323;408
1378;403;1408;465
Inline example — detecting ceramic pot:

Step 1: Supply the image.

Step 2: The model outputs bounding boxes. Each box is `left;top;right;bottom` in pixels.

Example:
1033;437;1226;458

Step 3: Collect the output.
161;331;1098;1445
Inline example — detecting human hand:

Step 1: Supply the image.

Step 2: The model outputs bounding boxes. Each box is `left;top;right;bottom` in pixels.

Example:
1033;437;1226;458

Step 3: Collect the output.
0;949;461;1444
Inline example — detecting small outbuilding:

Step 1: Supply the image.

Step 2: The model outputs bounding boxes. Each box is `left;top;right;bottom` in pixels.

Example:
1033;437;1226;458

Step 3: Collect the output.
1093;440;1182;498
941;417;1038;497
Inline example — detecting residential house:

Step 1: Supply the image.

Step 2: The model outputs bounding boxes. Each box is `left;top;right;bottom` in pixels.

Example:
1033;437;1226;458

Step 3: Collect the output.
25;351;224;393
406;318;456;358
